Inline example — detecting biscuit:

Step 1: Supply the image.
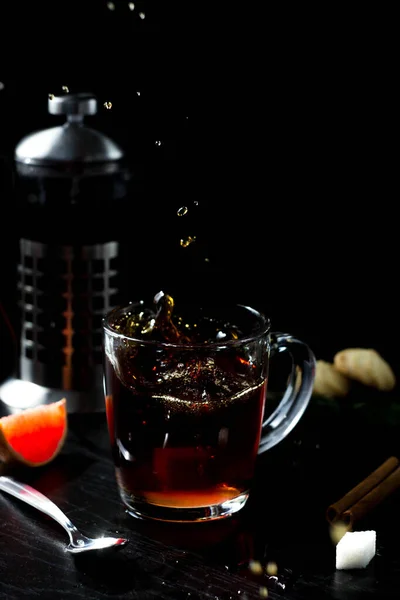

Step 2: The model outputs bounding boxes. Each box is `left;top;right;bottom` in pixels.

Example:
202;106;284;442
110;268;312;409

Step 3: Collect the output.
333;348;396;392
313;360;351;398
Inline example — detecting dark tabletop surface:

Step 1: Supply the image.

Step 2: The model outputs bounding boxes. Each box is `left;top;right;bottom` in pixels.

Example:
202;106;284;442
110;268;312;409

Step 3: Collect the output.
1;386;400;600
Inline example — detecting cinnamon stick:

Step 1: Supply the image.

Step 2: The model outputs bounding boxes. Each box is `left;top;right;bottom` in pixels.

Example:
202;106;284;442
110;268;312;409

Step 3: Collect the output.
326;456;400;526
342;466;400;528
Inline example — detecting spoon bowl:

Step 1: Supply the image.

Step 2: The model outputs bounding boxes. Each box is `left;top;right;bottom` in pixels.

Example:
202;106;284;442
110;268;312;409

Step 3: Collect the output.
0;475;129;554
66;534;128;554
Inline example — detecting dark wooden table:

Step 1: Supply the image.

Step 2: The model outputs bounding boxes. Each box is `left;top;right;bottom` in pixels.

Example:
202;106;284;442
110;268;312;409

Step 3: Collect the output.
1;391;400;600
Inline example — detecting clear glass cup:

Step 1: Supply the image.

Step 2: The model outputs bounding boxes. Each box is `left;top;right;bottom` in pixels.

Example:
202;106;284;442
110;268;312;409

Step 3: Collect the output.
102;299;315;522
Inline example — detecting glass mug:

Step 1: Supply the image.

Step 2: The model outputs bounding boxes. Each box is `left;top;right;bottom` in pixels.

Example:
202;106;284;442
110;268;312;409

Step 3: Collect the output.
102;296;316;522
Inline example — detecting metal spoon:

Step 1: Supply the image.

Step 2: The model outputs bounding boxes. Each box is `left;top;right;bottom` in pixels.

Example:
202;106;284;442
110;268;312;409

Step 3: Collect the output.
0;475;129;554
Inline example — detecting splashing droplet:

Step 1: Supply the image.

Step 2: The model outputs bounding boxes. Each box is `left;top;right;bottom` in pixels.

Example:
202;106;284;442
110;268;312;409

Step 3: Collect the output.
177;206;188;217
107;1;115;10
61;86;69;93
180;236;196;248
104;101;113;110
48;93;54;100
139;11;145;19
128;1;135;9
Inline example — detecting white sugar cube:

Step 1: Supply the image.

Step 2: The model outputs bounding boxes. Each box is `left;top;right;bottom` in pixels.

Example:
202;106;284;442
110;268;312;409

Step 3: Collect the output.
336;530;376;570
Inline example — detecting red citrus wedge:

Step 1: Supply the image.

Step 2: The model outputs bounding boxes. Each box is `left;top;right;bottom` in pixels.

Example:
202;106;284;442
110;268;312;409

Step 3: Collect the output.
0;398;67;467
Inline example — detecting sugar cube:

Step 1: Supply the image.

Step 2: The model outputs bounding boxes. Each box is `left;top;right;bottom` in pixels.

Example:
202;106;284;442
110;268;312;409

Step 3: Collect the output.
336;530;376;570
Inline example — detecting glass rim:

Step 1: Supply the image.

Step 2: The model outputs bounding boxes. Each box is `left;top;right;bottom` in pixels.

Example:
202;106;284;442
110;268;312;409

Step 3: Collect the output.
102;302;271;350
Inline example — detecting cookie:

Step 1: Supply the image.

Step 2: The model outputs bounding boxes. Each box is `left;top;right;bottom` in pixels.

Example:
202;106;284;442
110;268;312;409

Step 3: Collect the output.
313;360;351;398
333;348;396;392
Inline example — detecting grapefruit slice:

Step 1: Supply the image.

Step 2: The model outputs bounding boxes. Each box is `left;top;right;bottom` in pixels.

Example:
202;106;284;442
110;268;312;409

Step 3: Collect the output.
0;398;67;467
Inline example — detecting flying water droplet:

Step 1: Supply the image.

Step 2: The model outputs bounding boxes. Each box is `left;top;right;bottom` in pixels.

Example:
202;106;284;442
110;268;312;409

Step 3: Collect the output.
155;140;163;146
48;93;54;100
107;1;115;10
139;11;145;19
177;206;188;217
180;236;196;248
136;91;141;96
128;1;135;9
104;101;113;110
0;82;5;91
62;86;69;93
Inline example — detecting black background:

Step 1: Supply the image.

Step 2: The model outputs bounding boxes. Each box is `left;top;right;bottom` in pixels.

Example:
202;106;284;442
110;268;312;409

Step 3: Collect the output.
1;8;400;600
0;1;398;380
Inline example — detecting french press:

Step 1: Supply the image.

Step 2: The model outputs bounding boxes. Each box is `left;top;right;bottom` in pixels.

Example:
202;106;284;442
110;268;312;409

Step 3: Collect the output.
0;92;131;413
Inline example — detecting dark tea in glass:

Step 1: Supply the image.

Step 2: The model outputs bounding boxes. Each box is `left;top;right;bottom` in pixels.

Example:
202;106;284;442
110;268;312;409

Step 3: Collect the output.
103;293;315;522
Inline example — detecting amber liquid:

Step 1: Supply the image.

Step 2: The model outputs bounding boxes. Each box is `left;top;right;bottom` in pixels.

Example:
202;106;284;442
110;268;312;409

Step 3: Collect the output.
105;356;266;509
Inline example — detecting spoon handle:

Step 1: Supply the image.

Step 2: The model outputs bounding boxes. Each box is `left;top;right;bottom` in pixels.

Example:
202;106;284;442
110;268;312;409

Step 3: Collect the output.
0;475;78;539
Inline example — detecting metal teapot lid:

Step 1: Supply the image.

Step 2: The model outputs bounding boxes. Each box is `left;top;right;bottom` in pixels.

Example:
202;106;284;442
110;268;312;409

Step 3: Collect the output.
15;93;124;176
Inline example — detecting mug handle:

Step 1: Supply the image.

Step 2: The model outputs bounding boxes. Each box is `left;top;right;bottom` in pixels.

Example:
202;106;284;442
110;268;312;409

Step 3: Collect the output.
258;332;316;454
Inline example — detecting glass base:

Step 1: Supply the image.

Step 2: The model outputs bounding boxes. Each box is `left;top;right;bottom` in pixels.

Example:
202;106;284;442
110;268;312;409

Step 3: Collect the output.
120;490;250;523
